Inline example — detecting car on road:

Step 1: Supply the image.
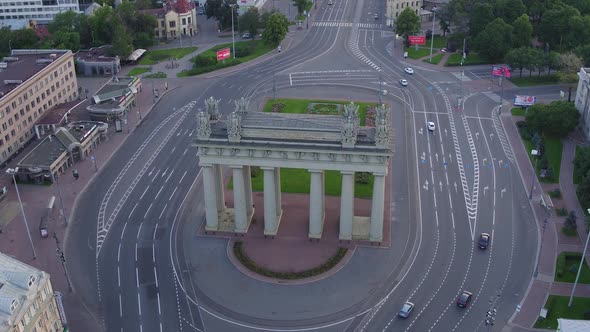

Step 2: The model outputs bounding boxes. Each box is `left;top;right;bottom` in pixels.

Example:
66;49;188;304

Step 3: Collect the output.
457;291;473;308
242;32;251;39
427;122;435;131
398;302;415;318
441;48;447;53
404;67;414;74
328;0;333;4
399;79;408;87
478;232;491;249
374;13;379;19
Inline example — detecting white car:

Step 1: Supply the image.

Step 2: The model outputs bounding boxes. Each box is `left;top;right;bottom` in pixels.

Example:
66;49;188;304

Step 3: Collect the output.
427;122;435;131
399;79;408;87
404;67;414;74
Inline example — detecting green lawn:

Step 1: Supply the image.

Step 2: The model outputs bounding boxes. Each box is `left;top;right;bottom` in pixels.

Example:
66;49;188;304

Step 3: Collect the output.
139;47;198;65
229;168;374;198
444;53;488;66
555;252;590;283
128;67;150;76
522;136;563;183
511;74;559;87
177;40;274;77
144;72;167;78
534;296;590;329
426;35;447;49
422;53;444;65
263;98;378;126
404;46;431;59
511;107;526;116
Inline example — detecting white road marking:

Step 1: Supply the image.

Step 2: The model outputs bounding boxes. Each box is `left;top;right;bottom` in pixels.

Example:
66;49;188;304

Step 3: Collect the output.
159;203;167;219
155;187;164;200
117;243;122;262
289;73;293;85
120;223;128;240
169;186;178;201
136;266;140;287
165;169;175;183
117;265;121;287
128;203;138;219
152;169;160;181
157;291;162;315
161;167;169;178
179;170;187;183
144;203;152;219
171;146;177;154
183;148;188;156
137;292;142;315
154;266;159;288
189;129;194;136
135;243;138;262
119;294;123;317
140;185;150;200
137;222;143;240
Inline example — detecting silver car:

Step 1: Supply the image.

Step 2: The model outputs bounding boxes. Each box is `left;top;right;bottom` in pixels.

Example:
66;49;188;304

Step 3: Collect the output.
399;302;415;318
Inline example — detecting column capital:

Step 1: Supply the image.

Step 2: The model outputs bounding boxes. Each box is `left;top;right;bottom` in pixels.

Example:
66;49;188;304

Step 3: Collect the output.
372;171;387;177
229;165;244;169
260;166;276;171
200;163;214;168
341;170;355;175
308;169;324;173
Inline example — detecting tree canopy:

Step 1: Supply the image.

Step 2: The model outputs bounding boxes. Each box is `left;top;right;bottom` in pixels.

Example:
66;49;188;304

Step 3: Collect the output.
395;8;421;37
240;8;260;39
263;12;289;46
525;101;580;137
206;0;239;31
474;18;513;62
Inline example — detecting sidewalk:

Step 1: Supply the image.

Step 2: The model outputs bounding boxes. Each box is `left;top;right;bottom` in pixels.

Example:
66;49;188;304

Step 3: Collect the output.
0;78;178;332
501;109;590;330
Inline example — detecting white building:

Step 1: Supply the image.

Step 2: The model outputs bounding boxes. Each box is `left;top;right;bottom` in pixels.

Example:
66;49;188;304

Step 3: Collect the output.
0;1;80;29
575;67;590;138
386;0;423;27
0;252;64;332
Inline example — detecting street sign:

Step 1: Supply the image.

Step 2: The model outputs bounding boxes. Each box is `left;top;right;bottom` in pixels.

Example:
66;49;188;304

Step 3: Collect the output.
514;95;536;107
216;48;231;61
408;36;426;45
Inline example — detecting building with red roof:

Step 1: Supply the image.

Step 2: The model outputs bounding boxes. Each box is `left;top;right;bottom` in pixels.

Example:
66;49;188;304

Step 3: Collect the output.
140;0;197;40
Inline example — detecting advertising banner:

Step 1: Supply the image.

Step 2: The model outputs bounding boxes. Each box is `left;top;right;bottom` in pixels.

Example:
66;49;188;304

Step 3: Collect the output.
514;95;536;107
408;36;426;45
216;48;231;61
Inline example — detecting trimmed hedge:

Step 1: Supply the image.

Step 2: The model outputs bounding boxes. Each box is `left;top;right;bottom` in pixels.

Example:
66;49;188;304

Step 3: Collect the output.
233;241;348;280
556;253;566;278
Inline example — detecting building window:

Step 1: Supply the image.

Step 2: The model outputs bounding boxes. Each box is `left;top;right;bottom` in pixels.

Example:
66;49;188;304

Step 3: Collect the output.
188;17;191;24
2;124;7;130
8;119;13;126
160;20;165;27
169;20;176;28
10;299;17;312
10;129;15;136
182;18;186;25
19;109;24;116
28;275;35;287
5;134;9;142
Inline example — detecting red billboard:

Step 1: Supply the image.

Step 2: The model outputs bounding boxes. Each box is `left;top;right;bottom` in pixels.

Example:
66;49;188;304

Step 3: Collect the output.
409;36;426;45
492;65;512;78
217;48;231;61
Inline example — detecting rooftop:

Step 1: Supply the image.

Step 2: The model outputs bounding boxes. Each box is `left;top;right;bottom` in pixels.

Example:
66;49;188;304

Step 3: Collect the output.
36;99;87;125
0;50;69;98
75;45;118;63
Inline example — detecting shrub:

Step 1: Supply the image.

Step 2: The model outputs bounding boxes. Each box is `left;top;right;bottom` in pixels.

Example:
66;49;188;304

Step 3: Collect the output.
549;188;562;199
355;172;371;184
516;120;527;128
564;211;578;232
250;166;261;177
365;107;377;127
271;103;284;113
556;254;566;278
193;54;217;67
569;264;579;273
557;207;568;216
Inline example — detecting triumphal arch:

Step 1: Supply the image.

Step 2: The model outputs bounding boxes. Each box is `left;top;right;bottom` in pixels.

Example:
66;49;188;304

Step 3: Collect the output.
193;97;392;242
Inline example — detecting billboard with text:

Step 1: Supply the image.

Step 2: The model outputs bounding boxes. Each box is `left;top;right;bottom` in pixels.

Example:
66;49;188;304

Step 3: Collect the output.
409;36;426;45
514;95;536;107
217;48;231;61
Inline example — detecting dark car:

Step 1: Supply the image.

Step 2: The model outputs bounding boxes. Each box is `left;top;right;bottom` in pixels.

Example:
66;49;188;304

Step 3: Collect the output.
398;302;414;318
478;232;490;249
457;291;473;308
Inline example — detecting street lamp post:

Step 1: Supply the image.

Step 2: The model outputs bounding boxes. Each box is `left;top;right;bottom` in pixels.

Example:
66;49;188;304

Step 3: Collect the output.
429;7;437;63
228;3;236;59
568;208;590;307
53;232;73;293
5;168;36;260
306;12;309;29
50;173;68;227
529;149;539;199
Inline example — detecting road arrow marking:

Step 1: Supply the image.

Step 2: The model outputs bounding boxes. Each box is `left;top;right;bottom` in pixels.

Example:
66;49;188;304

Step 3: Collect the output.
435;153;439;162
444;128;448;137
454;182;458;193
501;188;506;198
449;153;453;164
483;158;487;166
483;186;489;196
439;181;443;192
423;180;429;191
475;132;480;140
421;152;426;163
498;159;503;167
418;128;423;135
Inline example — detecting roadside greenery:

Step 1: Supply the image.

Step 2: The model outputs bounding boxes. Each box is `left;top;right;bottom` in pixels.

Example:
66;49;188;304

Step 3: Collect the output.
233;241;348;280
534;296;590;329
128;67;151;76
144;72;167;78
573;146;590;184
423;53;445;64
139;47;197;65
510;74;560;87
444;53;487;66
404;47;432;59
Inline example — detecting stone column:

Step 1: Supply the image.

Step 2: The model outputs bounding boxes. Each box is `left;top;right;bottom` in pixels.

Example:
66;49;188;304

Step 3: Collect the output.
262;167;278;235
309;169;325;238
231;166;248;233
214;164;225;212
370;172;386;242
243;165;253;215
339;171;355;240
274;168;282;215
202;164;218;231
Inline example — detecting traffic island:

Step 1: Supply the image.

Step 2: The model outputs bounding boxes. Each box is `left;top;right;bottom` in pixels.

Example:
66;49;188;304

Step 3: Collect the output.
231;240;350;283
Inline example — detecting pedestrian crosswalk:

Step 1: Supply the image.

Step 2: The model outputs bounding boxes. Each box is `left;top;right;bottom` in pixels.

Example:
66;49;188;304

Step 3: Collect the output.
312;21;383;29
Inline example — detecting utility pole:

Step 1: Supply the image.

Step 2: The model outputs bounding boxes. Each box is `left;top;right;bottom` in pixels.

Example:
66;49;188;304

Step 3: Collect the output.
569;208;590;307
53;233;73;293
231;4;236;59
429;7;437;63
458;38;466;111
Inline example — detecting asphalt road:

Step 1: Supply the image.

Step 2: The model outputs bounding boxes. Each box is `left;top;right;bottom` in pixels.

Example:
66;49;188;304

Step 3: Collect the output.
66;0;542;330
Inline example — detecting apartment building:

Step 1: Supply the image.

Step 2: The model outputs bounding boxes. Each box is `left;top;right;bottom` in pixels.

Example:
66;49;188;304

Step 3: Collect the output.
0;49;79;166
0;0;80;29
386;0;423;26
141;0;197;40
0;252;64;332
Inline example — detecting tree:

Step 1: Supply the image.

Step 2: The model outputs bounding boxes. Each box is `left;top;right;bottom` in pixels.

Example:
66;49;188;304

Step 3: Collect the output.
505;47;531;77
88;5;117;45
577;171;590;212
538;5;580;51
292;0;308;15
525;47;544;77
395;7;420;37
563;0;590;15
525;101;580;137
512;14;533;48
545;50;560;74
240;7;260;38
51;31;81;51
10;28;39;49
575;44;590;66
494;0;527;24
574;146;590;181
262;12;289;45
469;3;494;37
474;18;513;62
260;10;276;28
206;0;238;30
436;6;452;36
558;52;583;82
110;24;133;58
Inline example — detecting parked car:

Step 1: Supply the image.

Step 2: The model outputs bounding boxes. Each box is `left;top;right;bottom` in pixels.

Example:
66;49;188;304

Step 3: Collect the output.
242;32;251;39
478;232;491;249
399;79;408;87
457;291;473;308
374;13;379;19
441;48;447;53
398;302;415;318
197;8;204;15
